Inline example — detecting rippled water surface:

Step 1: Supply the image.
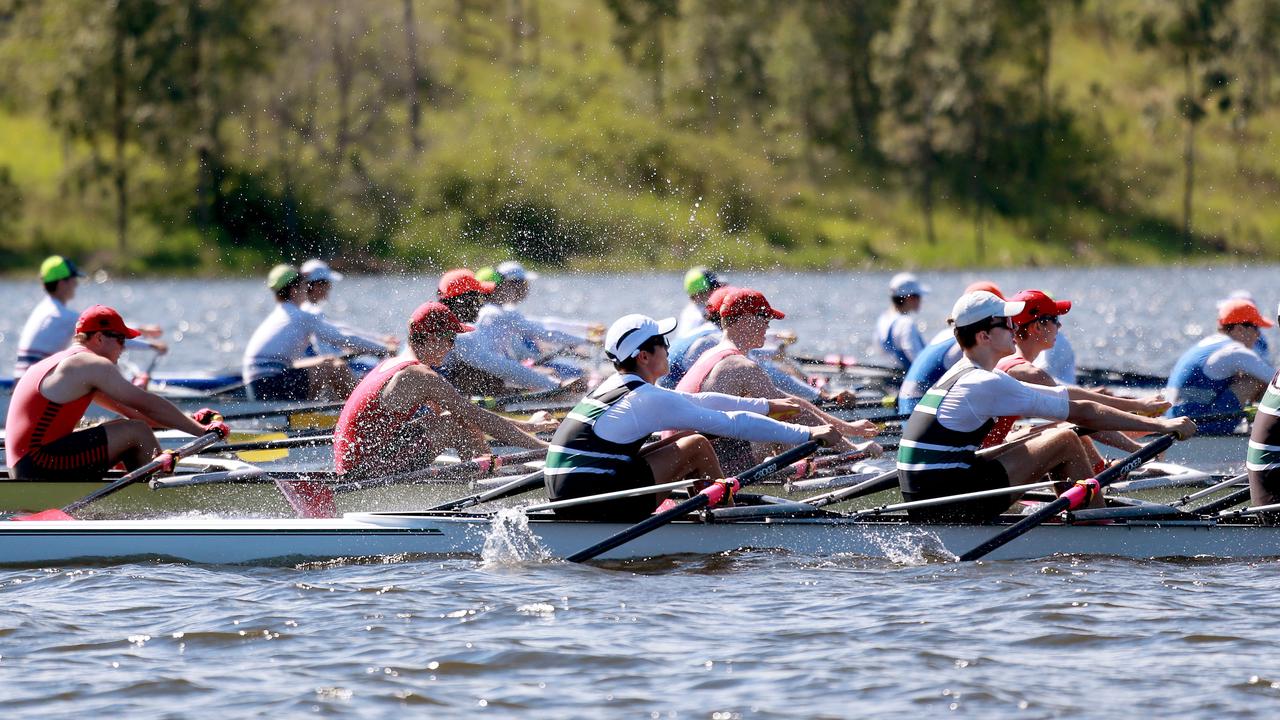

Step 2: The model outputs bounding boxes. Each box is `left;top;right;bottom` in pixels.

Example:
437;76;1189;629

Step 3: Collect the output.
2;267;1279;717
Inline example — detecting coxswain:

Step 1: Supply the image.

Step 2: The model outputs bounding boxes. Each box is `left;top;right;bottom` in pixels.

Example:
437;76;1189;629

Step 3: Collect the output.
1247;301;1280;516
898;281;1003;414
896;291;1195;523
471;261;596;382
981;290;1171;467
333;302;551;478
876;272;929;370
15;255;166;379
673;266;723;340
675;288;878;472
242;264;397;401
439;268;586;396
5;305;229;481
1164;298;1275;434
300;258;398;356
544;313;839;520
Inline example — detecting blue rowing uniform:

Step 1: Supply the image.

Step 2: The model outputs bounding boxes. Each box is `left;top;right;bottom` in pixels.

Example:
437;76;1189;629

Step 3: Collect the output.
1165;335;1239;435
660;326;719;389
898;337;960;414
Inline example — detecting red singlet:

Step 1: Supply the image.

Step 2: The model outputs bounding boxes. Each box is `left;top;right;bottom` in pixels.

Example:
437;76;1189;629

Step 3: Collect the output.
981;353;1033;448
675;344;743;394
5;347;95;467
333;357;423;475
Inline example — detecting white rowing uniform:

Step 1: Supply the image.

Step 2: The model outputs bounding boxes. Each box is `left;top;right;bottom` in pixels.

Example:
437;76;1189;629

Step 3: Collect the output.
300;300;386;357
1034;331;1077;385
14;296;151;379
472;303;585;362
925;358;1070;432
674;299;713;341
562;372;811;447
242;301;388;383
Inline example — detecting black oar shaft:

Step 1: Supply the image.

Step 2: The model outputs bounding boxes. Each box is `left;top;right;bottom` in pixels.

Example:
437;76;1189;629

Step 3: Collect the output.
427;470;547;511
957;433;1176;562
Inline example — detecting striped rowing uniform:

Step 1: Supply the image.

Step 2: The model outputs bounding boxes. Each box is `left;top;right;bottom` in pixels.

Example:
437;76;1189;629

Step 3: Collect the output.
544;372;811;521
896;359;1069;522
4;346;110;479
1247;370;1280;508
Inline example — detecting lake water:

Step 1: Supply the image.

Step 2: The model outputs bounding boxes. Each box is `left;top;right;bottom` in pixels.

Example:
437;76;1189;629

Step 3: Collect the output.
1;266;1277;717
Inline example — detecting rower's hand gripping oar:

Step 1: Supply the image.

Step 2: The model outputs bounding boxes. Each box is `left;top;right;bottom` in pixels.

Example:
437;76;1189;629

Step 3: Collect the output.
13;427;228;521
566;440;821;563
955;433;1177;562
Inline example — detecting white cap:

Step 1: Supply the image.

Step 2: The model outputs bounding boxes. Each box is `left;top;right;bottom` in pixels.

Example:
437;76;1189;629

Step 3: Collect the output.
950;291;1025;328
605;314;677;362
301;259;344;282
889;272;930;298
497;260;538;282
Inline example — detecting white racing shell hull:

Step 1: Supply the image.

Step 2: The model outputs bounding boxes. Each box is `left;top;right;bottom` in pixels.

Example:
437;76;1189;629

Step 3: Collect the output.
0;513;1276;565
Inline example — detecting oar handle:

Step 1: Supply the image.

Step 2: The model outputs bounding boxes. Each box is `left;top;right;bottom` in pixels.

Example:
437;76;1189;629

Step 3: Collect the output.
63;430;225;514
956;433;1177;562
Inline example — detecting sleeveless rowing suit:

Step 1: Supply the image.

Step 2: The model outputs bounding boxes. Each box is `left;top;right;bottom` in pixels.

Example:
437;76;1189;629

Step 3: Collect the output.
1164;335;1239;434
675;344;756;474
333;357;425;477
544;377;655;521
980;354;1031;448
896;365;1012;523
1247;370;1280;511
5;346;110;479
898;337;959;414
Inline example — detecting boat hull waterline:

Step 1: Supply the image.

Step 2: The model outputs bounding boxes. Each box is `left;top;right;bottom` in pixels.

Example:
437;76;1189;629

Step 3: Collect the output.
0;513;1275;565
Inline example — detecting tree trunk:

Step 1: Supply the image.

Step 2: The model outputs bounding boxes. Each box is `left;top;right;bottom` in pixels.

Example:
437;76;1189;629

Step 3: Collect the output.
1182;50;1195;254
403;0;424;152
112;7;128;254
331;1;352;165
192;0;215;233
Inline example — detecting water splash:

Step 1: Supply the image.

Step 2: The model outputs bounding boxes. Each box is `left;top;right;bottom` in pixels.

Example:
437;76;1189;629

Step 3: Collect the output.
480;509;553;567
865;527;956;565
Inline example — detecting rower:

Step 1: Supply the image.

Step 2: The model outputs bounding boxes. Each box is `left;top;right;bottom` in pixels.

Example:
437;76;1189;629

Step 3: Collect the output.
876;272;929;371
5;305;229;480
15;255;167;379
674;266;723;340
896;291;1195;524
1247;301;1280;518
439;268;586;396
470;261;596;382
1217;289;1270;360
674;288;879;472
242;264;397;401
898;281;1003;414
981;289;1171;467
300;258;398;356
333;302;550;478
545;313;839;521
1164;298;1275;434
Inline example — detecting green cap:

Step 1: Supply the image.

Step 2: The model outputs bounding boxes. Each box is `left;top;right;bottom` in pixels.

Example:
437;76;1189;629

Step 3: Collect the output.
40;255;83;283
475;266;502;286
267;264;301;292
683;267;721;296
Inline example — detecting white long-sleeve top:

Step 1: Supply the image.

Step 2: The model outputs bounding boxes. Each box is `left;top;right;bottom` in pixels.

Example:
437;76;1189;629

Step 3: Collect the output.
449;331;560;391
587;372;812;445
15;296;151;378
242;301;388;382
473;304;584;361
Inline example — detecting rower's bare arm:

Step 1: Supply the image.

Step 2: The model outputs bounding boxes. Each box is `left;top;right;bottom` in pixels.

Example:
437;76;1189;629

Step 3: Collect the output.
1066;399;1196;440
1006;363;1055;387
86;364;207;435
1088;429;1144;453
415;369;544;449
1066;386;1170;416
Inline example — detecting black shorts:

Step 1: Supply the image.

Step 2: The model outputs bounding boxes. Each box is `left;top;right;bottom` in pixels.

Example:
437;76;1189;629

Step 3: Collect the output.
1249;468;1280;523
11;425;112;480
247;368;311;401
551;458;658;522
904;458;1014;524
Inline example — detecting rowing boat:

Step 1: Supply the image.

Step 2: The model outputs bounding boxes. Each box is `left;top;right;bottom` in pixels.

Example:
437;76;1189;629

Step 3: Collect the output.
0;510;1274;565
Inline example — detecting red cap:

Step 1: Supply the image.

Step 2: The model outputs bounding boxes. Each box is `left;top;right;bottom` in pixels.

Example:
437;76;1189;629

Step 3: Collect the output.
964;280;1004;299
705;285;738;319
438;269;496;300
1010;290;1072;327
1219;298;1274;328
720;288;785;320
410;301;474;336
75;305;141;338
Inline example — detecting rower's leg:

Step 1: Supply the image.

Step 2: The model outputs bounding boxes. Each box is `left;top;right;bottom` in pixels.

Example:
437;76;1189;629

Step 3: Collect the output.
103;419;161;470
992;427;1095;499
300;357;356;399
641;434;725;487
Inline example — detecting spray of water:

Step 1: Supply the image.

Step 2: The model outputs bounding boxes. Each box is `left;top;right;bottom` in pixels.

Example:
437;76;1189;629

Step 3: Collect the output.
480;508;553;567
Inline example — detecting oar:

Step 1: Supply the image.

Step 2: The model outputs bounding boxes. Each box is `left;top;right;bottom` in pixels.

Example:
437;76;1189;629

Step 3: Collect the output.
1174;472;1247;507
565;440;821;563
204;433;334;455
217;400;347;422
1075;366;1167;389
784;443;882;480
801;469;900;508
426;469;547;511
956;433;1178;562
13;429;226;521
474;385;577;410
329;448;548;494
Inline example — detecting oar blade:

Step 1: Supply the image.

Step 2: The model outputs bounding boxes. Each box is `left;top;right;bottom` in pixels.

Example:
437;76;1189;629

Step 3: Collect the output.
275;479;337;518
12;508;76;522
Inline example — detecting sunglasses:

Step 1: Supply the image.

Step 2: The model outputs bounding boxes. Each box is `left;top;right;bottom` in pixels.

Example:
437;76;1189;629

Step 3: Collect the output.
1030;315;1061;328
98;331;128;344
980;316;1013;332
